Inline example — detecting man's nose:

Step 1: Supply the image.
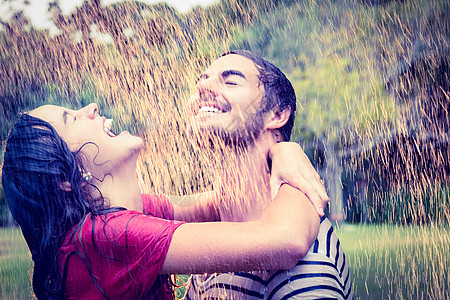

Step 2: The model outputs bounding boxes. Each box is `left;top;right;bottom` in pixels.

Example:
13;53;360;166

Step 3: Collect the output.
80;103;98;119
196;76;219;99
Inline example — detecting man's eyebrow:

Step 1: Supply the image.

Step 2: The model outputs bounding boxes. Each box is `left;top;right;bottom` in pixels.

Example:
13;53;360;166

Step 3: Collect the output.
221;70;246;80
195;70;246;84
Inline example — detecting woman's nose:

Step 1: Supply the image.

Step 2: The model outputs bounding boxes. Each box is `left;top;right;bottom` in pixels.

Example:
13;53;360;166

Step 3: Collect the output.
81;103;98;119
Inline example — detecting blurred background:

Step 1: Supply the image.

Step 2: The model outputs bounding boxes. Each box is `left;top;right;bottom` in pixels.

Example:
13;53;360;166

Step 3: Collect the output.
0;0;449;298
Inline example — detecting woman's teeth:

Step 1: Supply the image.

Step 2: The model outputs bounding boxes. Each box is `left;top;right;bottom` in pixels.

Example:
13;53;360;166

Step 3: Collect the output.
104;119;115;137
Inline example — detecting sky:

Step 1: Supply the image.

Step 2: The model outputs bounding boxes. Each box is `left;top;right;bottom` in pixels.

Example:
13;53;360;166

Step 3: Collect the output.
0;0;219;31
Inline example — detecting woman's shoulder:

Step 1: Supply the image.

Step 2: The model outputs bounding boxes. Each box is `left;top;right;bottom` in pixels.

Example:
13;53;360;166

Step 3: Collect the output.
142;193;175;219
59;208;182;258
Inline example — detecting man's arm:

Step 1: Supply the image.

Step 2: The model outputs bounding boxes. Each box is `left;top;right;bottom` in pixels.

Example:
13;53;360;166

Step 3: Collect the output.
170;191;221;222
161;185;320;274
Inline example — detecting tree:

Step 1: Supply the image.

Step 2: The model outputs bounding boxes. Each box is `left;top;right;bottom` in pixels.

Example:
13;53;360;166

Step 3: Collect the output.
230;0;449;224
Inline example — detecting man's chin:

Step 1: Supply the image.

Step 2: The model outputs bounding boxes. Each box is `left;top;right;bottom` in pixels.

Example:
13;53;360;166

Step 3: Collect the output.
189;128;258;154
187;123;223;151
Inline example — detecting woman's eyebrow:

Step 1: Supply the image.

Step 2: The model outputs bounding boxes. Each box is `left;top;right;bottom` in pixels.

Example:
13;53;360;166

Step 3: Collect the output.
63;110;68;125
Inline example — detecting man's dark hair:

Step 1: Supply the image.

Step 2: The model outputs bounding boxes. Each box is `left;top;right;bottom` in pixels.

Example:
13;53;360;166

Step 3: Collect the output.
221;50;297;141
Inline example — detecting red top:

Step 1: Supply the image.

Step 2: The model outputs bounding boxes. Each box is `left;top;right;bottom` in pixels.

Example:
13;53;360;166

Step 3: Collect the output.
58;194;185;299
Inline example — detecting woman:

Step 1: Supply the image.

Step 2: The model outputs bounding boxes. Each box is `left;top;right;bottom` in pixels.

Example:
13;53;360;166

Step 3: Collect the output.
2;103;322;299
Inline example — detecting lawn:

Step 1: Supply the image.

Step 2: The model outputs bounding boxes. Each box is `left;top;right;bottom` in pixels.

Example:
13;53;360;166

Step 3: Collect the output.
0;228;33;299
336;223;450;299
1;224;448;299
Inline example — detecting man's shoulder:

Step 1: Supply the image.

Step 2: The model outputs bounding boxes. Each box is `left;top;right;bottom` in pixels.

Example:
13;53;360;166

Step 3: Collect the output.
309;216;342;256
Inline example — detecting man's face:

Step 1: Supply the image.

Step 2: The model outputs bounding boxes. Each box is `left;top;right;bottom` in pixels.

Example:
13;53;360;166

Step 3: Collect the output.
188;54;266;148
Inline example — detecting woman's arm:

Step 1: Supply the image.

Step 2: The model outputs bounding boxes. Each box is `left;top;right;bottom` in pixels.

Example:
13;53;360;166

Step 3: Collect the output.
160;184;320;274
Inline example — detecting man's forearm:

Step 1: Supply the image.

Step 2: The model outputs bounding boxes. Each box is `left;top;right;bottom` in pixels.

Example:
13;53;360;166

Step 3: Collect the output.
171;191;221;222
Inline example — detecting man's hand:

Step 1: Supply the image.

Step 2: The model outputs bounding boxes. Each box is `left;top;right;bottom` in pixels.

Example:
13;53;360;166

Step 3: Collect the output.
269;142;329;216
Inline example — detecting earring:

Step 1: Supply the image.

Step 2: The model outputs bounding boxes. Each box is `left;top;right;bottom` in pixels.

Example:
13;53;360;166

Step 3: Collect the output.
83;172;92;182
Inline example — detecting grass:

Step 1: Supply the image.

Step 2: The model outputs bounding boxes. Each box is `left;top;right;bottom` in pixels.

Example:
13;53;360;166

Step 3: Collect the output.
336;223;450;299
1;224;449;299
0;227;33;300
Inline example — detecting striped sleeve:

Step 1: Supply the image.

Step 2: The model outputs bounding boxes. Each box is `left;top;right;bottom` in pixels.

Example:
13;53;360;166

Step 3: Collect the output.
264;217;352;300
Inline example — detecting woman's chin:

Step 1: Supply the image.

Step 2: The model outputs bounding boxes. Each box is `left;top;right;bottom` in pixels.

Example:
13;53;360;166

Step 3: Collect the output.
135;137;144;151
126;136;144;151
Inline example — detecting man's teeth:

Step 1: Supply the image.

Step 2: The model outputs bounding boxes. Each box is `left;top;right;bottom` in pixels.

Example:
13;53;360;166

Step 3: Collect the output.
198;106;221;113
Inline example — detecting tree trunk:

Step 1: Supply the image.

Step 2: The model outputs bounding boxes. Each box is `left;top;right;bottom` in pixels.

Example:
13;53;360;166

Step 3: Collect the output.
324;143;344;222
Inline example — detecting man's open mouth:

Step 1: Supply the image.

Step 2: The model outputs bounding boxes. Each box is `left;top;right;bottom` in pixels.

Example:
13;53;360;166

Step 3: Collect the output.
198;106;223;114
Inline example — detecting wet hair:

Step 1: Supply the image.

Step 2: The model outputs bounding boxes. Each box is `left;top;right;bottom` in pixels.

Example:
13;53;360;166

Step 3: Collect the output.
2;113;175;299
221;50;297;141
1;113;103;299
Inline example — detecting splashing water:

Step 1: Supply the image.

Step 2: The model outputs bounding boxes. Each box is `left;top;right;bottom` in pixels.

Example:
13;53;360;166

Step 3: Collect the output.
0;0;449;299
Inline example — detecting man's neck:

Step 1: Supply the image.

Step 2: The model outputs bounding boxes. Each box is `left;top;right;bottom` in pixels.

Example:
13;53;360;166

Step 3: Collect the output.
214;144;272;222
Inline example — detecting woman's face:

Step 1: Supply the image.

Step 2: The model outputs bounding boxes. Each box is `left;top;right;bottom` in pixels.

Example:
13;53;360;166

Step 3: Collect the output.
29;103;143;176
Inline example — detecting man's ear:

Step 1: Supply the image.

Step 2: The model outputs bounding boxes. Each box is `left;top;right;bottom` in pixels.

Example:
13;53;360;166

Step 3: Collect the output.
59;181;72;192
264;106;291;131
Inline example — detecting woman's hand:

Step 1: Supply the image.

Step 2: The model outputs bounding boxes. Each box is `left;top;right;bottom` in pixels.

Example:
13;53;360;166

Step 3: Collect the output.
269;142;329;216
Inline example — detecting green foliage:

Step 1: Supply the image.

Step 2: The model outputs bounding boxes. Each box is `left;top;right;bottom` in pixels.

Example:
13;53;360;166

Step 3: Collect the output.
370;183;450;225
291;55;395;142
229;0;449;226
230;1;397;144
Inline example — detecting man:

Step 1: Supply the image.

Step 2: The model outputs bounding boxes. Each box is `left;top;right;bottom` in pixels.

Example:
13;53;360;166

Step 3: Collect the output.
185;50;352;299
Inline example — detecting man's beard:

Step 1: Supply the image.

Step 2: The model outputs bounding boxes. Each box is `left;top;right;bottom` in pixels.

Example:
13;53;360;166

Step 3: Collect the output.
189;110;265;151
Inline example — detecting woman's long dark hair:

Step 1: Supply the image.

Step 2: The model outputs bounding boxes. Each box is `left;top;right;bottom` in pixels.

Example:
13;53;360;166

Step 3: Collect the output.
1;113;100;299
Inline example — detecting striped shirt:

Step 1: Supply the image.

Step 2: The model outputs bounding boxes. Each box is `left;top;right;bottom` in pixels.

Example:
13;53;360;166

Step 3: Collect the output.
186;216;352;299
